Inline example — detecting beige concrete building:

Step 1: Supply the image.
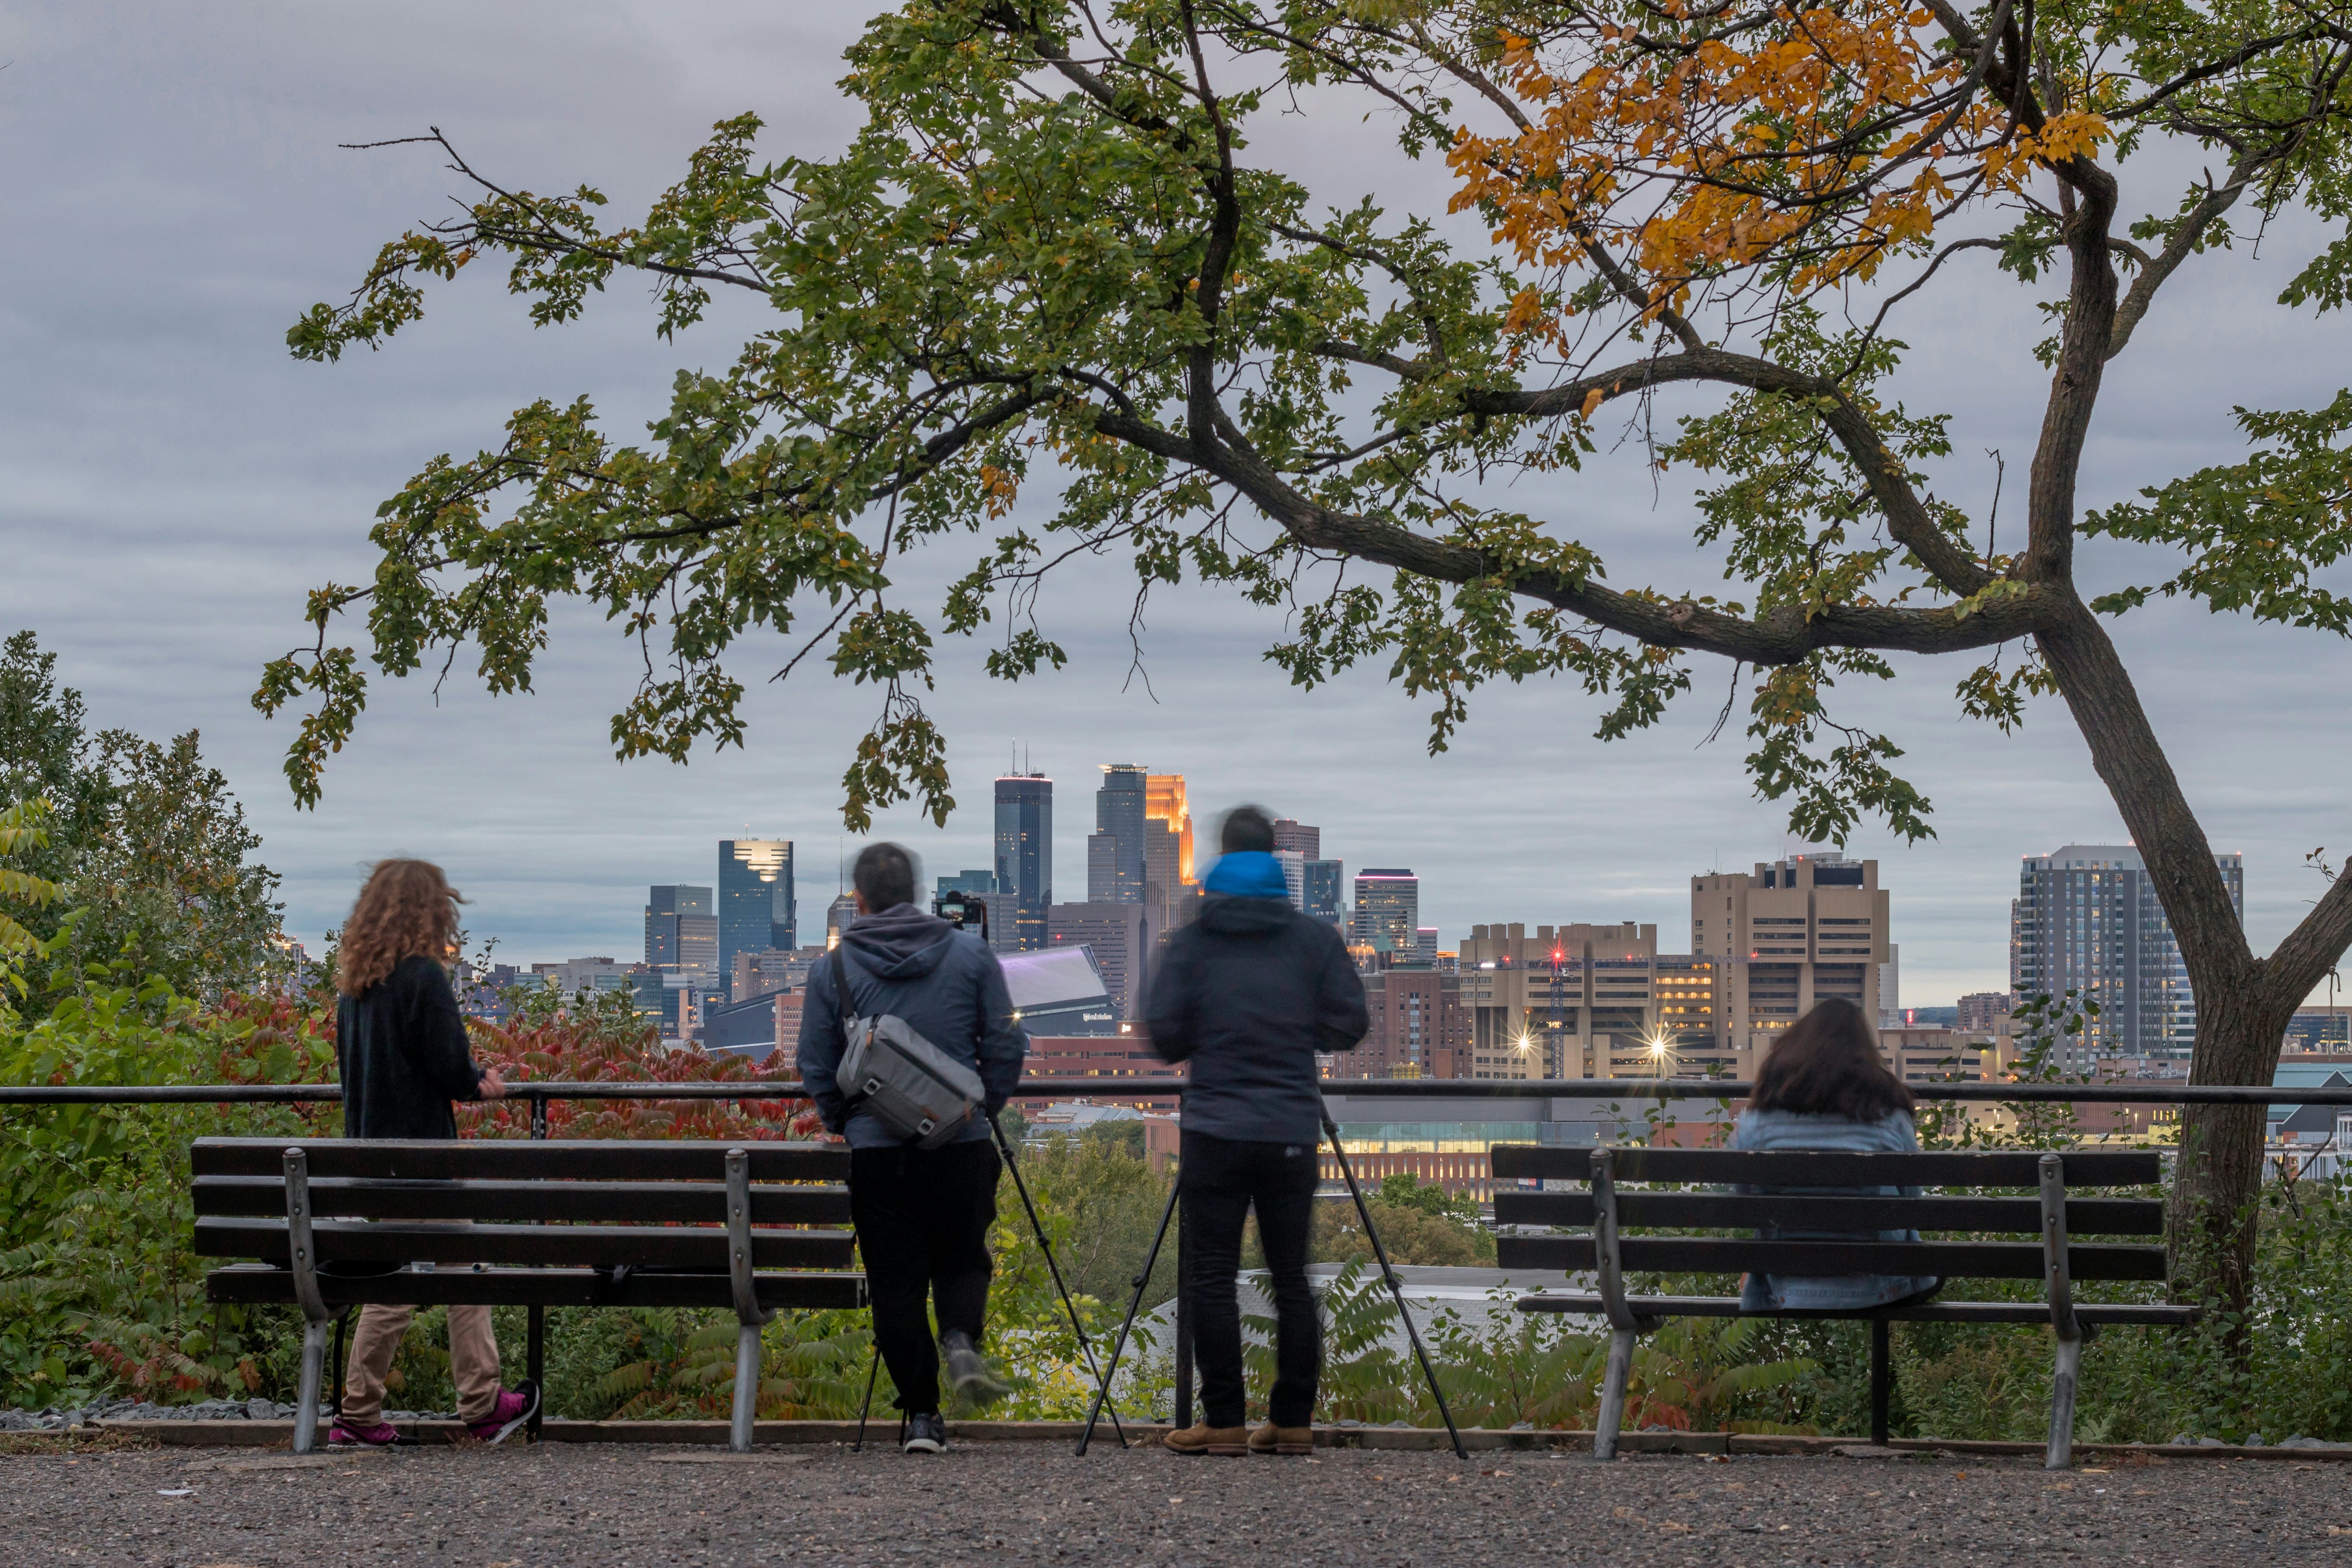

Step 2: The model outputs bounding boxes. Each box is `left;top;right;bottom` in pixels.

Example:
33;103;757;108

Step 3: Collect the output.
1457;922;1731;1080
1692;852;1890;1063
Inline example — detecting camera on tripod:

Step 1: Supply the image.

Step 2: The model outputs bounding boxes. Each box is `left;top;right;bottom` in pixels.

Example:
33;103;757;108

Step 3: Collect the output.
932;889;989;939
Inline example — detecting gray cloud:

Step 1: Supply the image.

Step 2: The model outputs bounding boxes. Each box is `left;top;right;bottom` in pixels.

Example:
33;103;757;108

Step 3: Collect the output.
3;2;2348;1009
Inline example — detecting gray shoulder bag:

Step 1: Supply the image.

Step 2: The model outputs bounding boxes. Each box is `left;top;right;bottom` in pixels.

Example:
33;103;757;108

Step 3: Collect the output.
830;948;985;1149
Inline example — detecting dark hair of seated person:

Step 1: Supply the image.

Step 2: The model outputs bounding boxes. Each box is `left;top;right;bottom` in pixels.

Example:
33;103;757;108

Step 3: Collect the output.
1748;997;1916;1120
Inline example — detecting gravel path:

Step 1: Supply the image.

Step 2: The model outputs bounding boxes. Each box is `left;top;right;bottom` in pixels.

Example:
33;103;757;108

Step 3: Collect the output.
15;1440;2350;1566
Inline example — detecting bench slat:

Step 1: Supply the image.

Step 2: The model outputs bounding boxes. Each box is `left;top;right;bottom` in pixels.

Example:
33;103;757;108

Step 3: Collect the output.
202;1262;865;1311
194;1217;856;1271
1512;1293;2197;1326
1492;1191;2164;1235
1487;1146;2162;1187
1494;1234;2167;1281
189;1137;850;1182
192;1175;851;1226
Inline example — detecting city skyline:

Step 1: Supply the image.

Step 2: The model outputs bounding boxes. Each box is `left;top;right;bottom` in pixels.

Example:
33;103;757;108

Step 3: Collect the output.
6;4;2350;1031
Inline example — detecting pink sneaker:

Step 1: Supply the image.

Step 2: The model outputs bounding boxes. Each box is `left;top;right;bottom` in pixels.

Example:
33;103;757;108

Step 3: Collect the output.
466;1382;540;1445
328;1417;401;1447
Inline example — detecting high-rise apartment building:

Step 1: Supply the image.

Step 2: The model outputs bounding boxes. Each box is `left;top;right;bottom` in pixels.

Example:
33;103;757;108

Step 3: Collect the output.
1301;859;1344;926
717;839;794;986
1087;764;1149;904
1353;869;1419;955
644;885;717;973
1956;991;2012;1032
1272;819;1320;859
1691;852;1890;1056
2011;844;2243;1060
1458;922;1732;1079
1338;968;1472;1080
993;772;1053;952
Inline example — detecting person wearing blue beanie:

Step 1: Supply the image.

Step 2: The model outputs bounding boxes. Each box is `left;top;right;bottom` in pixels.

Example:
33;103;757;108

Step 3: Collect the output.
1146;805;1368;1456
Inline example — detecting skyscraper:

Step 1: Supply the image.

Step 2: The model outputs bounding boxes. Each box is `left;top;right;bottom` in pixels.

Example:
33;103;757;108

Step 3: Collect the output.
994;772;1053;952
1691;852;1890;1057
2012;844;2243;1060
644;885;717;974
717;839;794;987
935;868;996;901
644;884;715;968
1352;869;1420;955
1147;774;1195;883
1301;859;1344;926
1272;819;1320;859
1087;764;1149;903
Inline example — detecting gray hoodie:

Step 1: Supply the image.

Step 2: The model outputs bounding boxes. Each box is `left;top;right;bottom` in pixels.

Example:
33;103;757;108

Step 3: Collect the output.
795;903;1029;1148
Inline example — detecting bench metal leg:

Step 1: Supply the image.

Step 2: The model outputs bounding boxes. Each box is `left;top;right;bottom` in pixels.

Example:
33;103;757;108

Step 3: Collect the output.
2045;1332;2083;1470
1870;1318;1891;1446
1593;1327;1635;1461
293;1317;330;1455
730;1322;763;1453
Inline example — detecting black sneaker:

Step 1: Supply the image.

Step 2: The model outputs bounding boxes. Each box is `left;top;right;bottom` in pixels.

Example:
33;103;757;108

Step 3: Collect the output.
902;1411;947;1454
939;1330;1008;1408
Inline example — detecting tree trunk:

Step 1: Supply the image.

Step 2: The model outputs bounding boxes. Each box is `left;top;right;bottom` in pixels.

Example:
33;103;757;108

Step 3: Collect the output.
2167;984;2297;1333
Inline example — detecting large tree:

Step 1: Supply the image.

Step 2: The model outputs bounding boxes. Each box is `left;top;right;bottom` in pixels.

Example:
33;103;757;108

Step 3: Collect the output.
265;0;2352;1307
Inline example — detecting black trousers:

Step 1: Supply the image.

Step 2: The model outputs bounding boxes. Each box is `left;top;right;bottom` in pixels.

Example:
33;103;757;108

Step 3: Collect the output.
1180;1129;1320;1428
849;1139;1001;1415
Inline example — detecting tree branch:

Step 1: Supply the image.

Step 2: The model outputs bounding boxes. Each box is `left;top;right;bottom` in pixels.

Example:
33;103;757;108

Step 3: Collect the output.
2107;158;2258;359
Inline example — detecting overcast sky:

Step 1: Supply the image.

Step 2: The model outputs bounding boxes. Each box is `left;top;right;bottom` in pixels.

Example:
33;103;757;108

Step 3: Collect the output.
4;2;2349;1008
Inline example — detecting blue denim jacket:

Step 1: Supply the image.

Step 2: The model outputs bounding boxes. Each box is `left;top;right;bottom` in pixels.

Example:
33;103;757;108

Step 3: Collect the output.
1731;1108;1942;1312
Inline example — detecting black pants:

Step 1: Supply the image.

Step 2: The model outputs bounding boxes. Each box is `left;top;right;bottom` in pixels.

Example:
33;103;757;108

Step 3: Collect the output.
849;1139;1001;1415
1180;1129;1320;1428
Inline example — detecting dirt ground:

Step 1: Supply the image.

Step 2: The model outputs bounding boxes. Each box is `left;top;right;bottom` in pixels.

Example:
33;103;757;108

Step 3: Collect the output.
14;1438;2350;1567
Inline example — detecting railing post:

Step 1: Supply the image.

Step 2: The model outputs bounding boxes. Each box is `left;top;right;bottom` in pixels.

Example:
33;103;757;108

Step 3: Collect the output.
526;1089;547;1442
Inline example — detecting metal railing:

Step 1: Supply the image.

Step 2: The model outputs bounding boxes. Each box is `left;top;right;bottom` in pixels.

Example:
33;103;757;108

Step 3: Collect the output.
5;1076;2351;1106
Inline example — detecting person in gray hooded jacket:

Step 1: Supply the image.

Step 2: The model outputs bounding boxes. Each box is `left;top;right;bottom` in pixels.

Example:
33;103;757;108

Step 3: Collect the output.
796;842;1028;1453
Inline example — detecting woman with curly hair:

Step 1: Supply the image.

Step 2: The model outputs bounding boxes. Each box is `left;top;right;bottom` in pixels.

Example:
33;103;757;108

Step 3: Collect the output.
328;858;537;1447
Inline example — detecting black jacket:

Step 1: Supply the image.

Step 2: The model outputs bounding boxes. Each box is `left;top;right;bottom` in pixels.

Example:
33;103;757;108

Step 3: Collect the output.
795;903;1029;1147
1144;893;1368;1144
336;954;486;1140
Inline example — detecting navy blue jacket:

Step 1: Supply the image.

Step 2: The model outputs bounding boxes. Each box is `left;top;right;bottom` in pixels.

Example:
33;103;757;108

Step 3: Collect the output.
1145;853;1368;1144
336;954;487;1141
795;903;1028;1148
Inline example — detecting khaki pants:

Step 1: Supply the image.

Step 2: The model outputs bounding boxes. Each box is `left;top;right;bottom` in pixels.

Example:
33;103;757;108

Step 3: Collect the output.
341;1303;503;1425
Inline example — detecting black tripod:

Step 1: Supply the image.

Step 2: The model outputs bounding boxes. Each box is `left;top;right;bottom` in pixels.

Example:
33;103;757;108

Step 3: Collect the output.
1076;1109;1468;1461
852;1112;1128;1451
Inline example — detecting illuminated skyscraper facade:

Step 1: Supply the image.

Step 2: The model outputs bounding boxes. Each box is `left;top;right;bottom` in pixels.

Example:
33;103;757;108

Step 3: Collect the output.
717;839;794;986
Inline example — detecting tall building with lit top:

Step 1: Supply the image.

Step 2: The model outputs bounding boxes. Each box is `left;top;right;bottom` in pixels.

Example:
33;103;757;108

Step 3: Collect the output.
717;839;794;987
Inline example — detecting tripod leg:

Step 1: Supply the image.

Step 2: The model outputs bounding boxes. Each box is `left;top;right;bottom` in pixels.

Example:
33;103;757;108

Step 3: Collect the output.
1078;1175;1180;1457
988;1112;1127;1446
853;1345;879;1452
1323;1114;1468;1461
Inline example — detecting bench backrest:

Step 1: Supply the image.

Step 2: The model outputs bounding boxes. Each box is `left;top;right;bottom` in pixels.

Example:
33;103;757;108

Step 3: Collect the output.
191;1137;856;1272
1490;1144;2168;1289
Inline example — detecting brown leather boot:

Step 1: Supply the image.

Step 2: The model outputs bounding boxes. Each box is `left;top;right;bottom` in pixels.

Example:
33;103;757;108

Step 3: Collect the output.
1247;1421;1314;1455
1163;1421;1251;1456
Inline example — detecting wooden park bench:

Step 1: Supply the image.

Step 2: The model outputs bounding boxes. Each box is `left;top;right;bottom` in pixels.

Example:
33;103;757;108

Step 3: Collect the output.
1491;1145;2193;1468
192;1137;862;1453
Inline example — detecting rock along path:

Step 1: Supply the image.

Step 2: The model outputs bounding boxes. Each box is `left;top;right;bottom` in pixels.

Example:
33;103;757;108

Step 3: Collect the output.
14;1439;2352;1566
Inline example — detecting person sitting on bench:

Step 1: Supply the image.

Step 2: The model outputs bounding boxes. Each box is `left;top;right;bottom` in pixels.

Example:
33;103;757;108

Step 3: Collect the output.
1733;998;1943;1312
328;858;537;1447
